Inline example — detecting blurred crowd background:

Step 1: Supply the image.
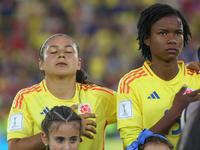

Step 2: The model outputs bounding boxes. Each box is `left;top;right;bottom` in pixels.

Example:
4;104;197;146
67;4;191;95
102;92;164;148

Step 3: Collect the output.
0;0;200;149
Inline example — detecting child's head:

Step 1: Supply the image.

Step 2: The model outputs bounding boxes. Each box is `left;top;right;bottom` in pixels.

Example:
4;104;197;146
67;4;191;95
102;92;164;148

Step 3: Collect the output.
126;129;174;150
41;106;82;150
139;135;174;150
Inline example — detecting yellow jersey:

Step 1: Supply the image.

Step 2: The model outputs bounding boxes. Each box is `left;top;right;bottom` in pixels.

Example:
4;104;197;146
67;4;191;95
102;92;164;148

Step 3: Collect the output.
7;79;117;150
117;61;200;149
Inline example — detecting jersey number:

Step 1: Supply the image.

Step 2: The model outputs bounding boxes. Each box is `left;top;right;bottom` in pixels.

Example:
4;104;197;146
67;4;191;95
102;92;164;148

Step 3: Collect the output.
164;109;181;135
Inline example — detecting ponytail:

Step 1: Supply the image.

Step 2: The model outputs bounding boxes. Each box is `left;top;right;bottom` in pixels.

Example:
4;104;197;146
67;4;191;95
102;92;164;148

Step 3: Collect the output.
76;69;88;84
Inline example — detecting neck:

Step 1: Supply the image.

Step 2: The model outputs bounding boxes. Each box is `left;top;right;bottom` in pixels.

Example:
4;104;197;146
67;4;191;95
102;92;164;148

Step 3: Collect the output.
150;60;179;81
45;76;77;100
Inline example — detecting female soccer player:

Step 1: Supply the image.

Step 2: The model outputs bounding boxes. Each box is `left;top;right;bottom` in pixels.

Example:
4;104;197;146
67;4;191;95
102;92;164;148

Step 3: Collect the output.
117;3;200;150
41;105;82;150
7;34;116;150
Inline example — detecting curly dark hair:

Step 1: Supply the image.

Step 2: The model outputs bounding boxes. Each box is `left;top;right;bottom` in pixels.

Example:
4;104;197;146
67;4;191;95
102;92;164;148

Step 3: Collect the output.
137;3;191;61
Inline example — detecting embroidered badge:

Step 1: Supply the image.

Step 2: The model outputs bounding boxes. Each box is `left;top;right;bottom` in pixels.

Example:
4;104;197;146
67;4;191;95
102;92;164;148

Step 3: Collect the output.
8;113;23;132
184;88;194;95
79;103;92;114
118;100;133;119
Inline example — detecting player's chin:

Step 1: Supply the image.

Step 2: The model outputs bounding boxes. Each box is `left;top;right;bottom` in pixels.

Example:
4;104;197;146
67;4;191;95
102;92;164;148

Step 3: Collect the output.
56;71;76;77
164;57;178;63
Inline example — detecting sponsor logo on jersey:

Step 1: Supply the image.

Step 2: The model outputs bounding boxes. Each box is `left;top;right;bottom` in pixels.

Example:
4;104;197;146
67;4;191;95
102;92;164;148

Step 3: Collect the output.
118;100;133;119
183;88;194;95
79;103;92;114
8;113;23;132
147;91;160;99
40;107;50;114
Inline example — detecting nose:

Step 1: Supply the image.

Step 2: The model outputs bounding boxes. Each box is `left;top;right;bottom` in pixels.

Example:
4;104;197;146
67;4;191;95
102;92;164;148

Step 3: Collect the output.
167;34;177;44
58;50;65;58
64;142;70;150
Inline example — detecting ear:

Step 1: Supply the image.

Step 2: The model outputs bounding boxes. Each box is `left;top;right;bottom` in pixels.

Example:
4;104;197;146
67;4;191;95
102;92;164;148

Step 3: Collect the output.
41;131;49;145
77;58;81;70
39;58;44;71
144;35;150;46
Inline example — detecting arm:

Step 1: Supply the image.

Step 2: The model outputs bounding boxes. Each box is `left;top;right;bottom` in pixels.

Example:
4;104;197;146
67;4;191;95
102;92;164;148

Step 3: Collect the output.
150;85;200;134
8;133;45;150
117;81;143;149
118;82;200;149
7;91;45;150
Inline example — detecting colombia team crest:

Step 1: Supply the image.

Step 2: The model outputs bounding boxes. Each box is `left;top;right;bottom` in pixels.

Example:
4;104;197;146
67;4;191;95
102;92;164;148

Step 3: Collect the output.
79;103;92;114
183;88;194;95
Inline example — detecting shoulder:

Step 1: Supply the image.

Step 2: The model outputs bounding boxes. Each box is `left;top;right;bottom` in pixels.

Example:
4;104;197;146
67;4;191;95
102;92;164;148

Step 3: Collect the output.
77;83;116;97
186;68;199;76
179;61;199;77
17;81;45;97
13;81;44;109
119;66;148;85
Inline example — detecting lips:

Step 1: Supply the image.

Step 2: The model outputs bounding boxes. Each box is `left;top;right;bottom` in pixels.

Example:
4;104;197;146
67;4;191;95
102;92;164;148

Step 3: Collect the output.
56;62;67;66
166;48;178;53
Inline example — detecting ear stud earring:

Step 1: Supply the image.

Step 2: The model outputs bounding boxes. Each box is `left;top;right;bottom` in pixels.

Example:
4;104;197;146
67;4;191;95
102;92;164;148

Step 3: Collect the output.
45;144;48;150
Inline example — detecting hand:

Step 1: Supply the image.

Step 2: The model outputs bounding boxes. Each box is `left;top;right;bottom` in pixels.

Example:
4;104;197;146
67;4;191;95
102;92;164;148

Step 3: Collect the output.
185;61;200;73
173;85;200;116
71;103;97;139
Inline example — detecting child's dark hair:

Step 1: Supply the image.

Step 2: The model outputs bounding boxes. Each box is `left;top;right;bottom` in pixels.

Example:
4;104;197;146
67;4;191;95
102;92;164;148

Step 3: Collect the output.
137;3;191;61
41;105;82;137
39;33;88;84
139;135;174;150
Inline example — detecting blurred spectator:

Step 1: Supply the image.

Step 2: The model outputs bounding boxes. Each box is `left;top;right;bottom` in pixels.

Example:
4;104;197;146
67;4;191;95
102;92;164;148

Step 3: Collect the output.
0;0;199;149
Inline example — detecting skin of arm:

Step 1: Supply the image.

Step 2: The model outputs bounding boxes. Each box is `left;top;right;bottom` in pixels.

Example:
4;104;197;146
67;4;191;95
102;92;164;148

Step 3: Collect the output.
8;133;45;150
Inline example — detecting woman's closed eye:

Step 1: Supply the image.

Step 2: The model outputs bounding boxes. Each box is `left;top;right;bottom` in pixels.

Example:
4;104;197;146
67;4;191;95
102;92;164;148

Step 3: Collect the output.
51;51;57;54
66;51;72;54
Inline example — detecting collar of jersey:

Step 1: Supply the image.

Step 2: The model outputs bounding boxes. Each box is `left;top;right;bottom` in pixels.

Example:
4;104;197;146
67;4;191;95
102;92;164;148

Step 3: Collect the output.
42;79;77;102
143;60;185;85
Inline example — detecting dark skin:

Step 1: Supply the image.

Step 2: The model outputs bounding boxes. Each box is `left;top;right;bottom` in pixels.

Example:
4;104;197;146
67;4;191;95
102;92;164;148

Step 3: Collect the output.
185;61;200;73
144;16;183;81
144;15;200;134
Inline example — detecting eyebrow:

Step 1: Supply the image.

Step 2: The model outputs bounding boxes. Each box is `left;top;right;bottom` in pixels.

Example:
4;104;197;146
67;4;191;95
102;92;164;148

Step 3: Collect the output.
54;136;65;139
48;45;74;49
70;136;78;138
157;29;183;32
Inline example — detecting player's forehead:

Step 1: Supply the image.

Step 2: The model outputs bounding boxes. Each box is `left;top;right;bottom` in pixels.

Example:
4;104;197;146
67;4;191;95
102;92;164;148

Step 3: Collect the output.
144;142;170;150
47;35;74;46
50;122;80;136
152;15;182;30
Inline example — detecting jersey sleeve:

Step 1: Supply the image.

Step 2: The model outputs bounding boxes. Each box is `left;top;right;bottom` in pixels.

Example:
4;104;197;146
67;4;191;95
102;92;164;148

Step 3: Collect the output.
117;78;143;148
7;90;33;141
102;90;117;125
